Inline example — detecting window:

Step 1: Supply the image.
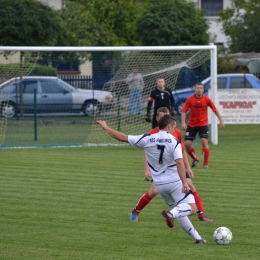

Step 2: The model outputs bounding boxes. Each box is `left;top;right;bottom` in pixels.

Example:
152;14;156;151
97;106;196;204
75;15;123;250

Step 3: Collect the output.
41;80;65;94
201;0;223;16
229;77;252;89
204;77;227;91
217;78;227;89
6;83;19;94
215;43;224;50
22;80;38;93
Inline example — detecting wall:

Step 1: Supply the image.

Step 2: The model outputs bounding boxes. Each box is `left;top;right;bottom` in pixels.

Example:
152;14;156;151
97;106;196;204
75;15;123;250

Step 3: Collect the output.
189;0;232;47
38;0;63;10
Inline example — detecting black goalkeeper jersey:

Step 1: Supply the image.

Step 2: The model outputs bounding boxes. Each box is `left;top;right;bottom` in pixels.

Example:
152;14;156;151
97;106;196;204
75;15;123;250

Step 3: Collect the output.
147;87;175;115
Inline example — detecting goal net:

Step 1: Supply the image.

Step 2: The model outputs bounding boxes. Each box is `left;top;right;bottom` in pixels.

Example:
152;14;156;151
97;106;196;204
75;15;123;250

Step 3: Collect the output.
0;46;217;148
0;51;39;147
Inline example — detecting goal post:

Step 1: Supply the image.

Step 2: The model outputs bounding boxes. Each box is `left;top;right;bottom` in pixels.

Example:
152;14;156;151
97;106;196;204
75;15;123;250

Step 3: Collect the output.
0;45;217;148
210;43;218;145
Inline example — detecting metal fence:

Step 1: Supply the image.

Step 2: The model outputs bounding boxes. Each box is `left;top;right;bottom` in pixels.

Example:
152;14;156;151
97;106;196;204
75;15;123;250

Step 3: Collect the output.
58;73;260;92
253;73;260;79
59;75;93;89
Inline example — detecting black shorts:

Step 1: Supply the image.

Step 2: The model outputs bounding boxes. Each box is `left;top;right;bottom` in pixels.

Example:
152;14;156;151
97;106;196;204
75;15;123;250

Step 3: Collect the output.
186;172;191;179
184;125;208;141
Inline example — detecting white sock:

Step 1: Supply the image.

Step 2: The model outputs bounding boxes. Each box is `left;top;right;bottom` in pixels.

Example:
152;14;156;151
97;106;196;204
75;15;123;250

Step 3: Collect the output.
170;203;191;218
177;216;202;240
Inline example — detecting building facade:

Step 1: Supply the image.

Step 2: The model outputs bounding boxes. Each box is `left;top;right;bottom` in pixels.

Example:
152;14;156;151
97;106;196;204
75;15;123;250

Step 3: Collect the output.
190;0;232;46
38;0;64;10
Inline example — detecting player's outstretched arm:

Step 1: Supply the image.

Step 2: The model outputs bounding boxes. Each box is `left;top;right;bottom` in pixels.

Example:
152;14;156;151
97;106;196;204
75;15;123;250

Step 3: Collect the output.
96;120;128;142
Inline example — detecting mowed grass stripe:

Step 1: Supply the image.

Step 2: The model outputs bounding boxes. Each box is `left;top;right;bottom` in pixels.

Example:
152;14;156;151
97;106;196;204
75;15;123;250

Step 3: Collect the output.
1;126;260;260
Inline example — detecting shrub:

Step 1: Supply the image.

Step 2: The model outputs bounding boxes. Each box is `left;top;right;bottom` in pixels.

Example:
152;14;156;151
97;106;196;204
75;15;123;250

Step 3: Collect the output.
0;63;57;77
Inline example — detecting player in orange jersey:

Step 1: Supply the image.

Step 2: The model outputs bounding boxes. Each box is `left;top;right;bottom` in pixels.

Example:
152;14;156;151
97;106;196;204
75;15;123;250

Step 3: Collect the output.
130;107;212;222
181;82;225;168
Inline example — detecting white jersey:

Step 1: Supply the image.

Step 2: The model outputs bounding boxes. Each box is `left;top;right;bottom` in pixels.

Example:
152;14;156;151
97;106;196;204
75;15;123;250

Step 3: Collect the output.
128;130;183;185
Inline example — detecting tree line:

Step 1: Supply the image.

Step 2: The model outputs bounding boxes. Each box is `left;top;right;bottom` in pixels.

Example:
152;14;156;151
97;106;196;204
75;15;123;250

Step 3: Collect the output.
0;0;259;79
0;0;258;52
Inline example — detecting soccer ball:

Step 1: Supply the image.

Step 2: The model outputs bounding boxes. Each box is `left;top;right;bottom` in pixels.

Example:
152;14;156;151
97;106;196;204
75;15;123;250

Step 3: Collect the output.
213;227;232;245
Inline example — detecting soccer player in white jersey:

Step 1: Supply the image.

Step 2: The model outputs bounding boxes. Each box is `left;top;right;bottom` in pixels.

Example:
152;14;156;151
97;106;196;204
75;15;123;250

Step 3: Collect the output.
96;115;207;244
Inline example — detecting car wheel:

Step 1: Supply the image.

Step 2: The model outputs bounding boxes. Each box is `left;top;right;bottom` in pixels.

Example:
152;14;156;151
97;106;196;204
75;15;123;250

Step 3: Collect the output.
1;102;16;118
82;101;99;117
175;101;186;115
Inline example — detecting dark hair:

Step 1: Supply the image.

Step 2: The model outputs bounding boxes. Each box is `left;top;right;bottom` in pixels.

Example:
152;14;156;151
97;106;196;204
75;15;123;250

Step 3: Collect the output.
158;114;176;129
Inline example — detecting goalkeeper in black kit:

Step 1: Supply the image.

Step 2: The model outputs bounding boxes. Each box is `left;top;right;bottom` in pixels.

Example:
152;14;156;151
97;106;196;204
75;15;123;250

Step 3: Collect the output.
146;77;175;128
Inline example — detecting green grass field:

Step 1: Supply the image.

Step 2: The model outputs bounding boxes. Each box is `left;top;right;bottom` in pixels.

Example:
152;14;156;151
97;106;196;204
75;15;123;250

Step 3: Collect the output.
0;124;260;260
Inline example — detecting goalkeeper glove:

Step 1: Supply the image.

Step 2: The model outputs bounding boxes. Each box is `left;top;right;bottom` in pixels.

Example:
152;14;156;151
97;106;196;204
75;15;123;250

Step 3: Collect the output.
145;113;152;123
170;108;175;116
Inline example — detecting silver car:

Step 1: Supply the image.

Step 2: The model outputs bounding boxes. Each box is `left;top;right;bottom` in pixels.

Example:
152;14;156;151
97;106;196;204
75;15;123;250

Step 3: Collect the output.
0;76;114;117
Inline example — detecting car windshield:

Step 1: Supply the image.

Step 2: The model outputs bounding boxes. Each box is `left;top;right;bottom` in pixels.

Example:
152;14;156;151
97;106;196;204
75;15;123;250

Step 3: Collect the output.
57;78;76;92
0;79;20;90
202;77;211;91
203;81;210;91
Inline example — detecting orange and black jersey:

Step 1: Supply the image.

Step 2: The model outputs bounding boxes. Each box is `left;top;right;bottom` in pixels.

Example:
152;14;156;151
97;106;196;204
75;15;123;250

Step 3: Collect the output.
182;94;217;127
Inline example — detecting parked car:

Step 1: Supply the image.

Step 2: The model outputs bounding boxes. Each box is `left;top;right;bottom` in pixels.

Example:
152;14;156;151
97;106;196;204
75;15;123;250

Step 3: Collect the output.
0;76;114;118
172;73;260;115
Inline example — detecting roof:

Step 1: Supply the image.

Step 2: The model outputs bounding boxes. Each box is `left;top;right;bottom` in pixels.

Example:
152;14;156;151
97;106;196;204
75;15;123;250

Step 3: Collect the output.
219;52;260;73
234;59;260;73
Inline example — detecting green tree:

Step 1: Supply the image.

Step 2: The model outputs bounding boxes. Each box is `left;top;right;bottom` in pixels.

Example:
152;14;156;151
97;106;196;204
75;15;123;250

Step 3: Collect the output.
66;0;148;88
0;0;62;116
74;0;146;46
58;1;108;47
0;0;61;46
218;0;260;53
38;1;107;73
135;0;209;46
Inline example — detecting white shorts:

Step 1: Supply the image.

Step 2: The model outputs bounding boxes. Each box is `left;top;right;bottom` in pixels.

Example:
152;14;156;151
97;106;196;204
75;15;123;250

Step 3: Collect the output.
156;180;195;209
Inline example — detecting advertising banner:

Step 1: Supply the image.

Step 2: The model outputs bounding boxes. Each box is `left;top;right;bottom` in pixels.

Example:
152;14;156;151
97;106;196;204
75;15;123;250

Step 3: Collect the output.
209;89;260;124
